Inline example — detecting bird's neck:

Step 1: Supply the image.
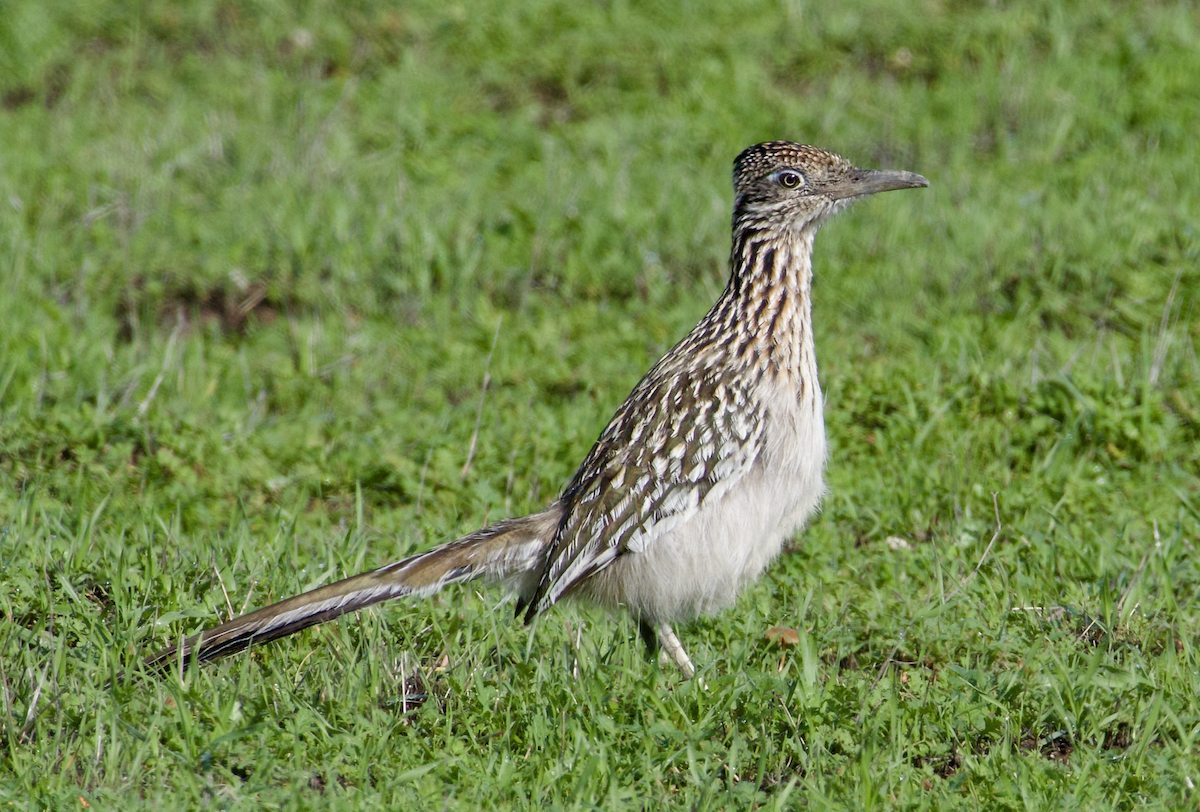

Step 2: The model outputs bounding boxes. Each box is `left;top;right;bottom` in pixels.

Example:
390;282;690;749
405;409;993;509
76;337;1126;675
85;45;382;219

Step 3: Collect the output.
709;225;818;390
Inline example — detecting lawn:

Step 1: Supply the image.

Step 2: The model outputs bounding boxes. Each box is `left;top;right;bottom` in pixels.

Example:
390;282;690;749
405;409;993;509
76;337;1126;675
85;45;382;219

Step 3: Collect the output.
2;0;1199;808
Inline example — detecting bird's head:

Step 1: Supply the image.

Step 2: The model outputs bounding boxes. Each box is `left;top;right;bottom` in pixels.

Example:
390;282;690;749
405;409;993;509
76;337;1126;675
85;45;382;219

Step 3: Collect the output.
732;142;928;234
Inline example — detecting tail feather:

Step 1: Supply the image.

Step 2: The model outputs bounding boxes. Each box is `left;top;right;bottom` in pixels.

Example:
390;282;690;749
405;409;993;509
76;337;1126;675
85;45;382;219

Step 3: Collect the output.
145;511;557;672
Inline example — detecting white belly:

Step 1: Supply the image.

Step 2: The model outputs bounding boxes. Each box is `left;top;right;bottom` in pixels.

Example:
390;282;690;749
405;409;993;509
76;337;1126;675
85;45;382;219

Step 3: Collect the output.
578;384;826;622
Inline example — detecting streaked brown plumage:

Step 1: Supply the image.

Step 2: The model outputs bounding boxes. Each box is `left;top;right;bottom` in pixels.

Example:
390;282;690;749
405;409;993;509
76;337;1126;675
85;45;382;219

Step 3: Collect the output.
146;142;928;678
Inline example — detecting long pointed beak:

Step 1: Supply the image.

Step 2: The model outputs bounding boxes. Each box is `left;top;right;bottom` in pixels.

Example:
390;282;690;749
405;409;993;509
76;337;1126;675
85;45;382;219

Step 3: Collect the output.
827;168;929;200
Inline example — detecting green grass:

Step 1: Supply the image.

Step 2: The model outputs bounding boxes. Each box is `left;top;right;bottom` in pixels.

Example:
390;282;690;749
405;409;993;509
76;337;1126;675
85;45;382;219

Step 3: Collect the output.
2;0;1199;808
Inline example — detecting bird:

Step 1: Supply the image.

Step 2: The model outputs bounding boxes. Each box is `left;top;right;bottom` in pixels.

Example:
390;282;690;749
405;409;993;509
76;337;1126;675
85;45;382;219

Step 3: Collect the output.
145;142;928;679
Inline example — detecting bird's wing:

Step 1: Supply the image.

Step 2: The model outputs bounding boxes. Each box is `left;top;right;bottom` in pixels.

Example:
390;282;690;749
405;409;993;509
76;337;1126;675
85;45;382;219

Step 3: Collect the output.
521;355;767;617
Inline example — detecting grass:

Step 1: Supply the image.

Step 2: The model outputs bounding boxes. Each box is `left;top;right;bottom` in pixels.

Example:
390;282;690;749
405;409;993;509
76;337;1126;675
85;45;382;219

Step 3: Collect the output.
2;0;1199;808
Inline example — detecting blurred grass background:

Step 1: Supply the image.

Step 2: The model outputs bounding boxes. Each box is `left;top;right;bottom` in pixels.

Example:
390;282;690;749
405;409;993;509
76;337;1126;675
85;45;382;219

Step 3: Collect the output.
1;0;1198;808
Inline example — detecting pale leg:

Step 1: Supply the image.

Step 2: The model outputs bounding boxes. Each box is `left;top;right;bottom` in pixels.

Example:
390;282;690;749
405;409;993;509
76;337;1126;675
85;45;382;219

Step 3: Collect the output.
655;622;695;679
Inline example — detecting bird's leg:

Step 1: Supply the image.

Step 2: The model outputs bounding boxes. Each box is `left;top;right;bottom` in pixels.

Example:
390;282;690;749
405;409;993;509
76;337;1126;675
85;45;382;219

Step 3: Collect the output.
637;618;694;677
655;622;696;679
637;618;660;655
638;618;671;670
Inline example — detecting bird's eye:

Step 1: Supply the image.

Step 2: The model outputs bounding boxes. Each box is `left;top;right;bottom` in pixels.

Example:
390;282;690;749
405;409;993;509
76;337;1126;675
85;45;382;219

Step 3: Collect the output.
777;170;804;189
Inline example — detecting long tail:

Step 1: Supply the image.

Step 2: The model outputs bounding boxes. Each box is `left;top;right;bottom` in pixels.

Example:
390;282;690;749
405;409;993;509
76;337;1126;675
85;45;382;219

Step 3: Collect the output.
145;510;558;672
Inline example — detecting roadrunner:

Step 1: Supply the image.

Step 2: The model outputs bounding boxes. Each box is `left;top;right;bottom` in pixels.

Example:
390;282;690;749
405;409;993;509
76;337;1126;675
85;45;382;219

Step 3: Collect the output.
147;142;928;678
